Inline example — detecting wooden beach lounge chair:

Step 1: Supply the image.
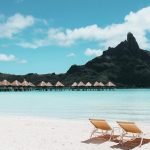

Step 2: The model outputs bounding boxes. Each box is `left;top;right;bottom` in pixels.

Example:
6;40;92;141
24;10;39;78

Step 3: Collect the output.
89;119;115;140
117;121;145;147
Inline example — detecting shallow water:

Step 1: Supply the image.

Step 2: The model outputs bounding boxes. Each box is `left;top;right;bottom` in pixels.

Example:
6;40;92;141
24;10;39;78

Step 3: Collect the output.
0;89;150;123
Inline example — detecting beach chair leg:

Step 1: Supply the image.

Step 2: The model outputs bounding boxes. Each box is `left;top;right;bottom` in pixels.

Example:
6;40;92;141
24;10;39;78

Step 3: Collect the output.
109;129;114;141
139;136;144;147
119;132;126;144
90;128;97;139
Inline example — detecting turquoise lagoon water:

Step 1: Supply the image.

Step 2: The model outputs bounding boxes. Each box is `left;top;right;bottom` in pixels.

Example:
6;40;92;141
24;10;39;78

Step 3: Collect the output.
0;89;150;123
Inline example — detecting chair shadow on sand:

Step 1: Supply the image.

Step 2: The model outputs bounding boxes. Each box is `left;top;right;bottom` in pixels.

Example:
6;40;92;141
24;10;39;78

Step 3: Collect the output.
111;138;150;150
82;135;150;150
82;135;118;144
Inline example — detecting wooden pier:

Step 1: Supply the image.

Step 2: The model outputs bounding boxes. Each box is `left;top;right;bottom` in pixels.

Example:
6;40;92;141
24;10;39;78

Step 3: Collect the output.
0;86;116;92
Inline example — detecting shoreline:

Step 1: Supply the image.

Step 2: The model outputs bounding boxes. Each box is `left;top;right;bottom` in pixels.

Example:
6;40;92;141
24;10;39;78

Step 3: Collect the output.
0;115;149;150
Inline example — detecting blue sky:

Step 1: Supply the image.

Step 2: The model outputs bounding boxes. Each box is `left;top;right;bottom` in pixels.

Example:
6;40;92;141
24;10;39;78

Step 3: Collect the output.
0;0;150;74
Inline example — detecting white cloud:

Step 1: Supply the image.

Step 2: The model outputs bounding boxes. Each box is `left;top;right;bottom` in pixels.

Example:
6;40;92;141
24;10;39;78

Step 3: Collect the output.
18;39;49;49
0;53;27;64
0;13;35;38
46;5;150;49
0;54;16;62
66;52;76;57
18;6;150;50
85;48;103;57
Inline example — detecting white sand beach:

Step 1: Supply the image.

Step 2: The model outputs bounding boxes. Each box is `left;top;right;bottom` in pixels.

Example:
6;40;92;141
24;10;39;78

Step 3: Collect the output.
0;116;149;150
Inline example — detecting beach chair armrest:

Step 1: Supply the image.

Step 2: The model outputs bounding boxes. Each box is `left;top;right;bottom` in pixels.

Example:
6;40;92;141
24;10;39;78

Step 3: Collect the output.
112;126;121;134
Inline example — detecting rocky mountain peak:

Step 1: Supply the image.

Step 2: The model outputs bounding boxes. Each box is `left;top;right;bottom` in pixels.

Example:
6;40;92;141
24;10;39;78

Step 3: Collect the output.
127;32;139;50
103;32;141;57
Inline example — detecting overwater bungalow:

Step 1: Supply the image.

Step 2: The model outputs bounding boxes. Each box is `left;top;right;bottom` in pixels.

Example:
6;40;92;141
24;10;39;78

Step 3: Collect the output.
0;80;11;91
36;81;47;91
99;82;105;87
85;82;92;91
55;81;64;91
105;81;116;90
28;82;35;87
55;81;64;87
94;81;101;87
0;80;11;86
106;81;116;87
37;81;47;87
22;80;30;86
93;81;104;90
46;82;53;87
20;80;31;91
78;81;85;87
71;82;78;87
85;82;92;87
10;80;22;91
11;80;22;87
1;80;11;86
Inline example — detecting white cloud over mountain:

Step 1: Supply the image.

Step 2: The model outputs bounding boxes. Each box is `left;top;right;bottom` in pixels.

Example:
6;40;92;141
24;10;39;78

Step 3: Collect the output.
19;6;150;50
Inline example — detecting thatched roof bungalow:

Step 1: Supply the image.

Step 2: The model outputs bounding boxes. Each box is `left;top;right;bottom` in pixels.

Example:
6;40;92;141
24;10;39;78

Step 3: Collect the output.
21;80;30;86
0;80;11;86
85;82;92;87
11;80;22;86
99;82;105;87
55;81;64;87
37;81;47;87
28;82;35;87
71;82;78;87
106;81;116;87
46;82;53;87
78;81;85;87
94;81;100;87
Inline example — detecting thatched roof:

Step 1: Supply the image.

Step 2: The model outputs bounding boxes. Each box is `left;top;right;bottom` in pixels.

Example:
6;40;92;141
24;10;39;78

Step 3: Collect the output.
28;82;35;87
78;81;85;87
0;80;11;86
99;82;104;86
71;82;78;87
46;82;53;87
94;81;100;87
106;81;116;87
38;81;47;87
21;80;30;86
11;80;21;86
85;82;92;86
55;81;64;87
